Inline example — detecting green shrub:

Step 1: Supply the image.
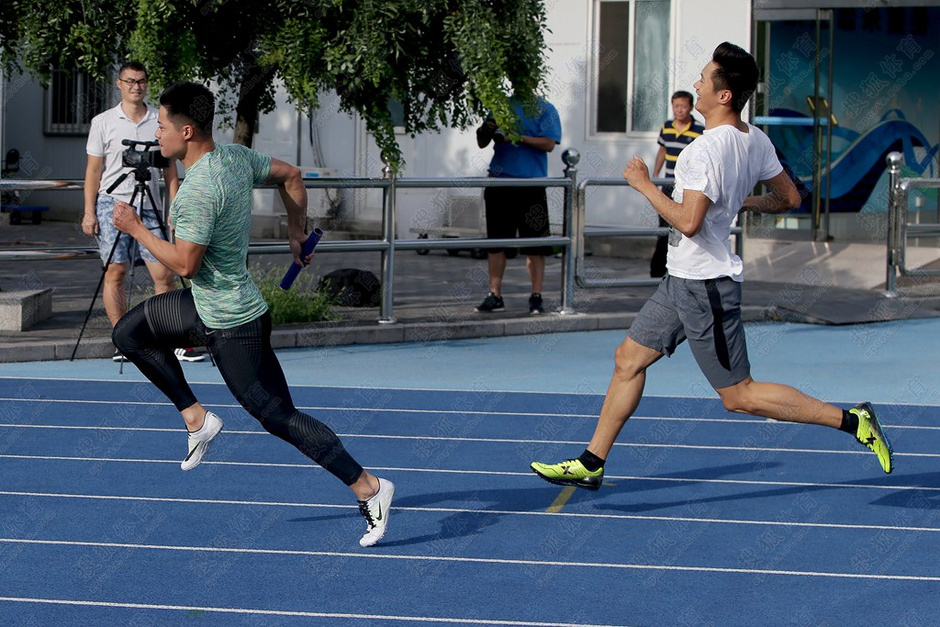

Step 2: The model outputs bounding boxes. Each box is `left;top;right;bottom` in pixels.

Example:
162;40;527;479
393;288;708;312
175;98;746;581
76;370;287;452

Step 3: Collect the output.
251;263;339;325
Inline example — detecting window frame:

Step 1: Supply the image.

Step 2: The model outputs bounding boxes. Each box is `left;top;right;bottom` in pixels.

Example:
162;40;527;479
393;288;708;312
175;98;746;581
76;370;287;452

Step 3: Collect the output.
588;0;673;140
43;68;112;136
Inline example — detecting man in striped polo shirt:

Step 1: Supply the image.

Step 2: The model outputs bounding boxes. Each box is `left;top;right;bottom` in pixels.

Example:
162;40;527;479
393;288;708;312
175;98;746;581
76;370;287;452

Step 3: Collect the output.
650;91;705;277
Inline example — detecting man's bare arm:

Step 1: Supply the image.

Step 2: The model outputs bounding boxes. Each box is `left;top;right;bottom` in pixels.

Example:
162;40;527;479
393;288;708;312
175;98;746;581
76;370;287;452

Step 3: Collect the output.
623;156;711;238
112;201;206;277
742;171;801;214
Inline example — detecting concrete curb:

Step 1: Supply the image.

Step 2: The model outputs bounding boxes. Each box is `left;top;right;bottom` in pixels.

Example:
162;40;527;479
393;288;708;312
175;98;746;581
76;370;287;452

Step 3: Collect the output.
0;309;718;364
2;297;937;364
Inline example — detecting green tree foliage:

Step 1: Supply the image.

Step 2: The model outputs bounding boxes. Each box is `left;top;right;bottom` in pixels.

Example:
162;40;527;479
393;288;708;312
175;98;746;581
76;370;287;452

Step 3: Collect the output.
0;0;549;169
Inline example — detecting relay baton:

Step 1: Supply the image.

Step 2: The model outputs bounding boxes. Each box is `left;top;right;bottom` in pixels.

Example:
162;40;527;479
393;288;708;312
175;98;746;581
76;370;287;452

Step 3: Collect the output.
280;227;324;290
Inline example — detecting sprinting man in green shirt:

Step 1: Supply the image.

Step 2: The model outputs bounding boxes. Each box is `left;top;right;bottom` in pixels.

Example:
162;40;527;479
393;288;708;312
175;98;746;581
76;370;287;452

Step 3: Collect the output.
112;81;394;548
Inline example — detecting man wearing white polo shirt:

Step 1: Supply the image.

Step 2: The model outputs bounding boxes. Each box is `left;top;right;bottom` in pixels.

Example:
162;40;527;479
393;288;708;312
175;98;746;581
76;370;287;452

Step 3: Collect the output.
83;61;201;362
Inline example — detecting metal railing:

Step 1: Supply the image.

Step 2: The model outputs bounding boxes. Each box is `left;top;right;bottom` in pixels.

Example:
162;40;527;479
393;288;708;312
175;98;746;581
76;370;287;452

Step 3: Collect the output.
1;149;746;322
885;151;940;294
571;174;744;290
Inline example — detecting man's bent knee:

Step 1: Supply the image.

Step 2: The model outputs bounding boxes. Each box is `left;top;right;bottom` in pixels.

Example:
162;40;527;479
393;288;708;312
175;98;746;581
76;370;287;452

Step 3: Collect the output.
112;318;132;353
111;303;147;355
147;262;176;291
718;378;755;413
721;394;746;414
104;263;127;281
612;338;659;379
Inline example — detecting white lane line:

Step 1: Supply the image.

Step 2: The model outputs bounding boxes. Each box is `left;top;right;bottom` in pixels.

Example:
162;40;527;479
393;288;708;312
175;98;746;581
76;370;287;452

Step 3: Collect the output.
0;453;940;491
3;454;940;492
1;397;938;429
0;424;938;458
3;373;938;408
0;596;620;626
3;537;939;582
0;489;938;533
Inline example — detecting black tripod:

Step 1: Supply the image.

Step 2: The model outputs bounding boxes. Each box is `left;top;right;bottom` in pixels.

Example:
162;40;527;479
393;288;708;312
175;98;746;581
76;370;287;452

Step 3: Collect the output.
71;160;169;364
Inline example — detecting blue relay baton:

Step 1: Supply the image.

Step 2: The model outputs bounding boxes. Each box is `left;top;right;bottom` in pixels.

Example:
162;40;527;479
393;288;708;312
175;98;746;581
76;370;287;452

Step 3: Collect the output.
280;227;324;290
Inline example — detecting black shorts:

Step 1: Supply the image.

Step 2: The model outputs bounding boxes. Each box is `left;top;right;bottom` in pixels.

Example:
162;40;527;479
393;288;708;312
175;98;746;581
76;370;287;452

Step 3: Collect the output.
483;184;553;256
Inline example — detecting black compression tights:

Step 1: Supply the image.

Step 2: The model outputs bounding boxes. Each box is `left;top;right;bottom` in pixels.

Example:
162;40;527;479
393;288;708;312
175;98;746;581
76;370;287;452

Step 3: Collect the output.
112;288;364;486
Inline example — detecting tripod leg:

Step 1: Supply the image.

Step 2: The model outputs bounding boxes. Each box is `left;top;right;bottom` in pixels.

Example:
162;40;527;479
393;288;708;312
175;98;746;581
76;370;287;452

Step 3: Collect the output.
70;251;116;361
119;186;155;374
143;185;171;242
121;245;142;376
143;179;216;368
142;184;191;291
71;193;136;361
125;189;145;319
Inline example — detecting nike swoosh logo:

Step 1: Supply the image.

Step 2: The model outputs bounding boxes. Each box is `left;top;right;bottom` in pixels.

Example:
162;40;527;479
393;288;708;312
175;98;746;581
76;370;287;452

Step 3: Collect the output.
374;504;383;522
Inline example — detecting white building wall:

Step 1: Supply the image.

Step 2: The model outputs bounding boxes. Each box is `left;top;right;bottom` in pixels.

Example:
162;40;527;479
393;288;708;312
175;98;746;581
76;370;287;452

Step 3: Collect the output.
1;0;752;233
2;74;88;216
240;0;753;237
543;0;752;229
387;0;754;235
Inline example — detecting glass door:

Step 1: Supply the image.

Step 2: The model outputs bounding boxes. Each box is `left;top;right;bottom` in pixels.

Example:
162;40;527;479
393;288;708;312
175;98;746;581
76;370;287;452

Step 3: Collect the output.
753;9;835;241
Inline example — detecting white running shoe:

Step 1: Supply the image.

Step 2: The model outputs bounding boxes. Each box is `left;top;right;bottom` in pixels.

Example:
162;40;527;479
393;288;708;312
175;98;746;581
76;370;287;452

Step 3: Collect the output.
175;348;206;362
181;411;223;471
357;477;395;547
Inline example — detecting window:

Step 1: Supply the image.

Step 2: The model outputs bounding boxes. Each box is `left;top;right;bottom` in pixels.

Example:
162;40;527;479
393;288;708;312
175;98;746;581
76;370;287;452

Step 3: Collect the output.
388;98;405;129
595;0;671;134
44;69;110;135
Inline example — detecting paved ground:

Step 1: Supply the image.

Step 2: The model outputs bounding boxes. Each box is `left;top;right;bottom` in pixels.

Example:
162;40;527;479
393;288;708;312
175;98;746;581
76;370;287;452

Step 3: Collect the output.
1;218;939;363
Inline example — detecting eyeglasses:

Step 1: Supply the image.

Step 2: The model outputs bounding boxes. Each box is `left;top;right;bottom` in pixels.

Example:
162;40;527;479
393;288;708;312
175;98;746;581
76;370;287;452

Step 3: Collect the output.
119;78;148;87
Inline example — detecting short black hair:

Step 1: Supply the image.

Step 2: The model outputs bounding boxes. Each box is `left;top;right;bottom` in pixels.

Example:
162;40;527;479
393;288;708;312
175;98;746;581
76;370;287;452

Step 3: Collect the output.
118;61;147;77
671;90;694;106
711;42;759;113
159;81;215;136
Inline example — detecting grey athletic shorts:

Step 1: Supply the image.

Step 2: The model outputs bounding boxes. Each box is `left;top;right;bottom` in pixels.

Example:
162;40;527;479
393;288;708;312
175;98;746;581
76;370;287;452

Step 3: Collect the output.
627;275;751;389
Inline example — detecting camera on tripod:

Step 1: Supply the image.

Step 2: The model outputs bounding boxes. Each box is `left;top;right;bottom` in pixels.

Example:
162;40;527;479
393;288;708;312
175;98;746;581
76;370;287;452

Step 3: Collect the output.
121;139;170;172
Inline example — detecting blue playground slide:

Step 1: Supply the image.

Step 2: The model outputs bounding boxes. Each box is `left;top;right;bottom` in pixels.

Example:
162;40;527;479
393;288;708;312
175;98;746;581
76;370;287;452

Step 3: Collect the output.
766;109;939;213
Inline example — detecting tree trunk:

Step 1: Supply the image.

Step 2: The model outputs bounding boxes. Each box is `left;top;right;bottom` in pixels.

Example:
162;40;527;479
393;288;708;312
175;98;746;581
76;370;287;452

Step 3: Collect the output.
232;64;276;147
232;111;255;147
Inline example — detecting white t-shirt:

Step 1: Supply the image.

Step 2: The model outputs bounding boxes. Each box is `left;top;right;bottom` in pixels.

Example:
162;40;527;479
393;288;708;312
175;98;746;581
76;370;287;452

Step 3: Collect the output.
86;103;164;208
667;122;782;282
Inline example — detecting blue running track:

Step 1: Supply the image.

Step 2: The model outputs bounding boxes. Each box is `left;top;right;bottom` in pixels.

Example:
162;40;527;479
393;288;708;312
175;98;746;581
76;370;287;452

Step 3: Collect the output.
1;320;938;625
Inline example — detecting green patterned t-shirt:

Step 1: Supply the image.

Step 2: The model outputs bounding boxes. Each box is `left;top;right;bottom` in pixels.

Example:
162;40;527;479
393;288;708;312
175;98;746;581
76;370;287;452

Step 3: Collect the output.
171;144;271;329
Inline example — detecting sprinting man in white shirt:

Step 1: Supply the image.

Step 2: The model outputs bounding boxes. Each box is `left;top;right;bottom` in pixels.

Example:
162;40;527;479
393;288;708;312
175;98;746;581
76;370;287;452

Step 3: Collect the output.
530;42;893;490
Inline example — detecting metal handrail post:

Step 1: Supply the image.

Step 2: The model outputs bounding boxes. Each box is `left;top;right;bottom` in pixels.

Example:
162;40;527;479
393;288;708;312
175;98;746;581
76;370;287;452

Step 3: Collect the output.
560;149;580;314
897;182;910;281
574;178;662;289
885;151;903;295
379;155;397;323
896;178;940;279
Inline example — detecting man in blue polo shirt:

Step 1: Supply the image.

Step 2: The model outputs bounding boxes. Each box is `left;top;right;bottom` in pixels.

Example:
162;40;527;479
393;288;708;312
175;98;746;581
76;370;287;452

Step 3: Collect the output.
475;97;562;315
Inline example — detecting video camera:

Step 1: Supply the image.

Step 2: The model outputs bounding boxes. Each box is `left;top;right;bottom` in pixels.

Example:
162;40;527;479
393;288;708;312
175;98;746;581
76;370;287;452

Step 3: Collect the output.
121;139;170;171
